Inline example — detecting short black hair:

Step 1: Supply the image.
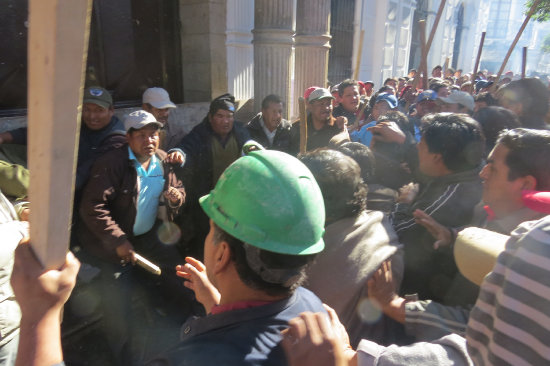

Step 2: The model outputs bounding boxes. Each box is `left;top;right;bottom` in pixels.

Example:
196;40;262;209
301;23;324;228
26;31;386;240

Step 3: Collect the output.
496;128;550;190
378;110;415;137
421;113;485;172
473;106;520;154
384;78;397;86
337;142;376;184
432;65;442;71
474;92;498;106
429;80;448;93
261;94;283;110
212;223;315;297
498;78;549;128
338;79;358;97
299;149;367;223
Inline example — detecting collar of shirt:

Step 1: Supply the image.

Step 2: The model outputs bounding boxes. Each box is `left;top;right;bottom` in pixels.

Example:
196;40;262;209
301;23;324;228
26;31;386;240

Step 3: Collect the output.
260;116;277;145
210;299;275;315
128;146;160;177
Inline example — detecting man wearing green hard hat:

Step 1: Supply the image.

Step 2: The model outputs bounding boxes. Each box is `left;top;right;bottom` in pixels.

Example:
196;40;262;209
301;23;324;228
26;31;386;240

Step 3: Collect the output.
148;145;328;365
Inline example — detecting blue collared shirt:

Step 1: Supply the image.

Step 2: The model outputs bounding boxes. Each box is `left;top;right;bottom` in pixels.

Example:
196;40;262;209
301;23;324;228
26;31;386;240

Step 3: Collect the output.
128;147;165;236
350;120;377;146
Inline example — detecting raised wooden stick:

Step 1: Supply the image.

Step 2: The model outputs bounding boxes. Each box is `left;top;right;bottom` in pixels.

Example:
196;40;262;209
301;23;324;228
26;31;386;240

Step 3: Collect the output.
471;31;486;93
420;20;429;90
426;0;447;53
298;97;308;154
495;0;541;83
353;30;365;80
522;47;527;79
443;57;450;75
28;0;92;269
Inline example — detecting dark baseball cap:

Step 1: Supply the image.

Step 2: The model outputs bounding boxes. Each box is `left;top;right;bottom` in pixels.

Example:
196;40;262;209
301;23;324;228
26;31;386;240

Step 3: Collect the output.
375;93;398;109
83;87;113;109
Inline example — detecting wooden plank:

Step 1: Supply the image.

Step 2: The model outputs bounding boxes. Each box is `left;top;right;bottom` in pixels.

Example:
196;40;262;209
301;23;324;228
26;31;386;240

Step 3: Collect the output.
28;0;92;269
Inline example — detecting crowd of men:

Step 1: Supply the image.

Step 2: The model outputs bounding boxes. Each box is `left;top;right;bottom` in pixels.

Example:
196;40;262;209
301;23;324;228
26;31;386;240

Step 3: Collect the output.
2;65;550;366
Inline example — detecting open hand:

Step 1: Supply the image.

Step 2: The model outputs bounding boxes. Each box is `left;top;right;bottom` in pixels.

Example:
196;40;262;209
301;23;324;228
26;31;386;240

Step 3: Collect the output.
176;257;220;313
413;209;452;249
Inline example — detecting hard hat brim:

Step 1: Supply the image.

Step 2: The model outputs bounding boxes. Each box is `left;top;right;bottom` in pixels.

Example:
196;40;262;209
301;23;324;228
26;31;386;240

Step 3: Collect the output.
199;193;325;256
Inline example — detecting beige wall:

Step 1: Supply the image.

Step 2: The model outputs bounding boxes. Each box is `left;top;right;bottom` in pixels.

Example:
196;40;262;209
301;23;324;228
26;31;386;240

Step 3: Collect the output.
179;0;229;102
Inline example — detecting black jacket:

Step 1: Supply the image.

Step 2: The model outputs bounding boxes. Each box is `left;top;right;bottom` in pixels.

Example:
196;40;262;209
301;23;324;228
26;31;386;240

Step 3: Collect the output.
391;167;483;303
176;118;250;258
246;113;291;153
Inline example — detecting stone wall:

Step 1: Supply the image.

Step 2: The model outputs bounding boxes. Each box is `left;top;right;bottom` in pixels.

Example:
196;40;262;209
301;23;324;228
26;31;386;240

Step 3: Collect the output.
0;102;210;138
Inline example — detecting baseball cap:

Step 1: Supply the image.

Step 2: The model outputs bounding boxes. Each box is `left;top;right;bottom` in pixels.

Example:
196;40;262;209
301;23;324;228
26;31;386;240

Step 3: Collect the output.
475;80;493;92
142;87;176;109
364;81;374;87
83;87;112;109
304;86;321;100
307;88;334;103
209;93;236;114
375;93;398;109
124;110;162;132
416;90;438;103
438;91;475;111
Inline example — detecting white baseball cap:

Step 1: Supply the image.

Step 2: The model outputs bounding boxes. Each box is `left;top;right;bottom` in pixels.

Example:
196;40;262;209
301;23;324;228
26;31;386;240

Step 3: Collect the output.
439;91;475;111
142;87;176;109
307;88;334;103
124;110;162;132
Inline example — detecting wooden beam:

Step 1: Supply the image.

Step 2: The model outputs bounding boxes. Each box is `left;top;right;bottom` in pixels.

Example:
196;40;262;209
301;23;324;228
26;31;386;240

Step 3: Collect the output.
425;0;447;54
522;47;528;79
353;30;365;81
420;20;429;90
495;0;541;83
472;31;486;93
28;0;92;269
298;97;308;154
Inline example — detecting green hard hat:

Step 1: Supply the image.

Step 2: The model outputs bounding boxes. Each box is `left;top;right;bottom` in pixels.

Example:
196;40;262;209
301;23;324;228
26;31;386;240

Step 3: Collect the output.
199;149;325;255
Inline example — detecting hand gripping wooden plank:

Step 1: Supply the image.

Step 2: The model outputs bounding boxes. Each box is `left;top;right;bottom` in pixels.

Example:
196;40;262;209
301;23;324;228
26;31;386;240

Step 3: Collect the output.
28;0;92;269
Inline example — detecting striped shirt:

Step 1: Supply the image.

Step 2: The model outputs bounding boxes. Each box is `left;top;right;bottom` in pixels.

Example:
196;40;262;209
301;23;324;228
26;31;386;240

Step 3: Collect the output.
466;216;550;365
357;215;550;366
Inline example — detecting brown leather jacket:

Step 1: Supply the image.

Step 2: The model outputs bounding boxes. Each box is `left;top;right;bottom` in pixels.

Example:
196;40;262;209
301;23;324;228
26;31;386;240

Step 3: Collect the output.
78;145;185;262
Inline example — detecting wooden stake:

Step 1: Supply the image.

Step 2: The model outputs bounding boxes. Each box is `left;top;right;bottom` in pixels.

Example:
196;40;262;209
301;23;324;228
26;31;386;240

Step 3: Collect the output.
420;20;429;90
472;31;486;93
522;46;527;79
353;30;365;80
426;0;447;53
495;0;541;83
28;0;92;269
298;97;308;154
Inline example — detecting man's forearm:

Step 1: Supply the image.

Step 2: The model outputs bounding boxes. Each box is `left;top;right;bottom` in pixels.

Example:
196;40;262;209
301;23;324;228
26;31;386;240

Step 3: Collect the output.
381;296;406;324
17;311;64;366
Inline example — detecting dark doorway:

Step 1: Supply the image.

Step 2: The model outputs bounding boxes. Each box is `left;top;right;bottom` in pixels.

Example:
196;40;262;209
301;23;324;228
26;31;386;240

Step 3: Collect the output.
0;0;183;116
328;0;355;84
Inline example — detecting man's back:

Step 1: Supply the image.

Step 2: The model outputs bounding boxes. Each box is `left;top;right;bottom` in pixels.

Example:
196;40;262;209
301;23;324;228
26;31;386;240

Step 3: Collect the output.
148;287;325;366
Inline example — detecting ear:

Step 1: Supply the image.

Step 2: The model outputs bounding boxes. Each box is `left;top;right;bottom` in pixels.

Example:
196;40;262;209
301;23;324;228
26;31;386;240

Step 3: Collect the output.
520;175;537;191
212;241;232;275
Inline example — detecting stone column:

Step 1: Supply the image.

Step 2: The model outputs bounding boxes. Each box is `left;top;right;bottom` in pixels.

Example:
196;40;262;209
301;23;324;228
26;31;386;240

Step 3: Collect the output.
293;0;331;118
226;0;254;101
252;0;295;116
